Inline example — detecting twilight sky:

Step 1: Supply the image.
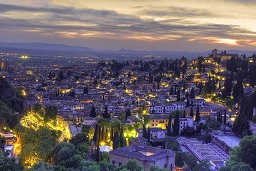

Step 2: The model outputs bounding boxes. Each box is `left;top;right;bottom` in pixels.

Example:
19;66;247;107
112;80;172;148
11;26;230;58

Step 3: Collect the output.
0;0;256;51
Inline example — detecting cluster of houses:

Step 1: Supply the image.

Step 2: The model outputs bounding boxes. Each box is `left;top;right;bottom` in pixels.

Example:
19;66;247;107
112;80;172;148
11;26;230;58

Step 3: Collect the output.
1;49;256;170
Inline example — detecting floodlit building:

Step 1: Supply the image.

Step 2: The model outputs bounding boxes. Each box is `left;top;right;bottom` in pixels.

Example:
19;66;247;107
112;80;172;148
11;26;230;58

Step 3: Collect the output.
110;144;175;171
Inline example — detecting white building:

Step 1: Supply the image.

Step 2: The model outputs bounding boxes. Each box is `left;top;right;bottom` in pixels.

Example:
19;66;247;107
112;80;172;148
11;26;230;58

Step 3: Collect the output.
149;102;186;114
190;99;205;107
179;117;194;132
83;116;97;126
149;127;165;142
4;145;14;158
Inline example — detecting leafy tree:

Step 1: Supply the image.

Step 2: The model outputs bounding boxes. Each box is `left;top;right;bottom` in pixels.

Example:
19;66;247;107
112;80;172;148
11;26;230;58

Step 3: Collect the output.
69;133;89;147
19;127;58;167
200;132;212;143
121;160;143;171
220;135;256;170
204;118;221;131
230;162;254;171
33;103;44;116
0;77;16;99
99;161;116;171
175;151;187;167
185;154;198;170
76;143;89;158
180;126;196;137
25;161;55;171
149;165;169;171
193;160;211;171
49;142;76;165
236;135;256;169
36;127;58;160
166;137;180;151
233;96;252;136
0;149;23;171
44;106;58;122
0;135;5;149
220;162;254;171
10;97;24;113
0;100;19;129
81;125;94;141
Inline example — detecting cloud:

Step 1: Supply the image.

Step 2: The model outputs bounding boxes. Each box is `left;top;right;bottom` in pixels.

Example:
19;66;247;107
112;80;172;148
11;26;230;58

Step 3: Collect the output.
0;0;255;50
141;7;221;18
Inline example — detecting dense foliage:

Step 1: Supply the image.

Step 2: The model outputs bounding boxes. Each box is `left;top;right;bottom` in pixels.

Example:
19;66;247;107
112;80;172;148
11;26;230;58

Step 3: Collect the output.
219;135;256;171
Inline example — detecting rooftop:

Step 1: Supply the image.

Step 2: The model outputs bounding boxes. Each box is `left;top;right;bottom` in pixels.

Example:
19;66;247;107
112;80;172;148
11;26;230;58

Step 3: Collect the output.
110;144;174;161
214;135;240;148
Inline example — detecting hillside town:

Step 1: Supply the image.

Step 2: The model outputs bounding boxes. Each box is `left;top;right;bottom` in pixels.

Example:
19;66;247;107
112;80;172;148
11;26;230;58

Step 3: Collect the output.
1;49;256;171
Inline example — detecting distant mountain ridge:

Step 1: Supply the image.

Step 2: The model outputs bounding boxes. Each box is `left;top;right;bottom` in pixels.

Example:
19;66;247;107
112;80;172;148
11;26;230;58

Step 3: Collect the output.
0;42;255;59
0;42;95;52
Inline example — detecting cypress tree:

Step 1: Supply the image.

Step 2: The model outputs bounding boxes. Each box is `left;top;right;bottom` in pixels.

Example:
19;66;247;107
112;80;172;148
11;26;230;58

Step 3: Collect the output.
217;111;220;123
96;124;100;162
182;81;186;93
189;88;195;99
113;131;119;149
185;92;189;99
177;89;180;101
58;71;64;80
224;110;227;125
220;112;223;124
170;87;174;95
199;81;203;94
103;106;110;119
120;127;125;147
142;125;147;138
190;107;194;118
185;98;190;107
48;71;52;80
125;109;131;119
83;87;89;94
223;77;232;98
173;111;180;136
195;105;200;122
232;79;244;102
147;127;151;142
89;105;97;118
167;114;173;136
